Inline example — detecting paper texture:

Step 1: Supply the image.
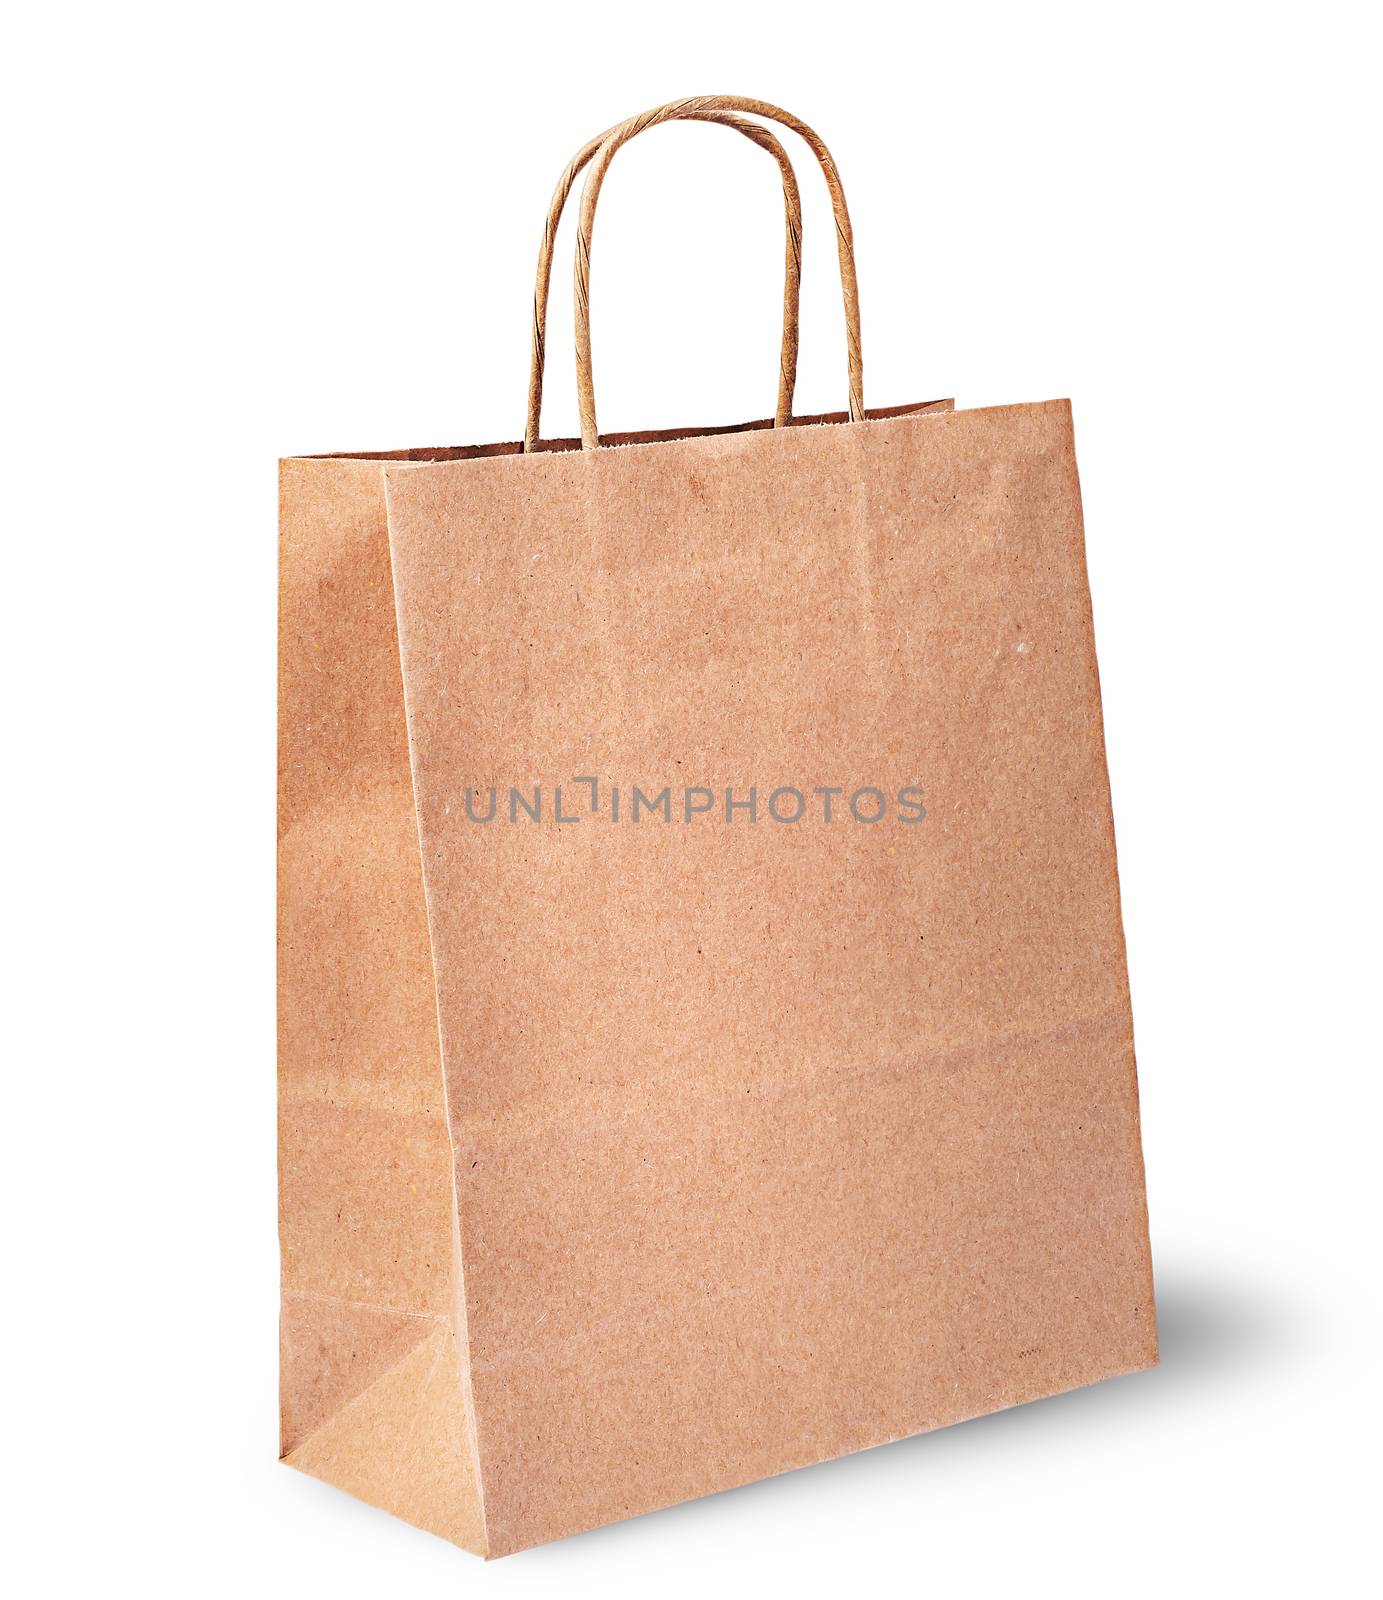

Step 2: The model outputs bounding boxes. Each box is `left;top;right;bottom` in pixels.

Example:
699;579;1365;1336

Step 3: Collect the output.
278;398;1155;1556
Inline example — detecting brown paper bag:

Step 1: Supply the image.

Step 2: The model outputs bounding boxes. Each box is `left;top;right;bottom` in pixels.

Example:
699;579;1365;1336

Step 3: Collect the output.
278;96;1155;1558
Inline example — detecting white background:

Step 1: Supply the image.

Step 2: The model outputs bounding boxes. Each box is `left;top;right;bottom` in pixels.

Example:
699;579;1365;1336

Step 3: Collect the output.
7;2;1380;1594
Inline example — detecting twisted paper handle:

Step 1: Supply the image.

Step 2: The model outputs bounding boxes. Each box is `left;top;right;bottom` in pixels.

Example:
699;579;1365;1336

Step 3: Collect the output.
525;110;803;451
572;96;865;450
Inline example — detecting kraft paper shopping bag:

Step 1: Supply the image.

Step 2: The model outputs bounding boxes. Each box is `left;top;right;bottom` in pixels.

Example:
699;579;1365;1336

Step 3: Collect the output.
278;95;1155;1558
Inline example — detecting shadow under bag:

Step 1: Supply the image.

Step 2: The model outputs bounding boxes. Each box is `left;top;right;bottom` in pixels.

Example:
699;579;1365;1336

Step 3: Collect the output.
278;95;1156;1557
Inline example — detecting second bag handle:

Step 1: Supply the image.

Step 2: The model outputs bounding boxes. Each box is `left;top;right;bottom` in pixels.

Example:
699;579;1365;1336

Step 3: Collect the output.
526;110;803;451
572;96;865;450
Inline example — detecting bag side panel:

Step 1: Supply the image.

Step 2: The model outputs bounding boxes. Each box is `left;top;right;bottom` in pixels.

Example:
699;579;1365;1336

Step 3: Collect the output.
277;457;484;1554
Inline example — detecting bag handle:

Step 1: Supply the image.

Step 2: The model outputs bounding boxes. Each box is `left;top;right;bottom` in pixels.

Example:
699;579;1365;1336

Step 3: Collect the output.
573;96;865;451
525;110;803;451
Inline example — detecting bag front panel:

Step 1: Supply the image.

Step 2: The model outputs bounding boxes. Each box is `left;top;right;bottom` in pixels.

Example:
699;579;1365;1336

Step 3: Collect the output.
383;400;1154;1553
